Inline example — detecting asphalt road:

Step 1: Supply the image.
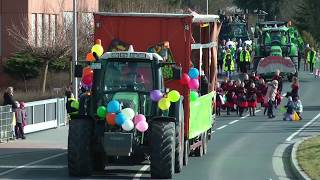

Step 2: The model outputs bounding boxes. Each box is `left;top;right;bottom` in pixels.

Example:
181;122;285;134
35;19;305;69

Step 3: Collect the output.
0;71;319;180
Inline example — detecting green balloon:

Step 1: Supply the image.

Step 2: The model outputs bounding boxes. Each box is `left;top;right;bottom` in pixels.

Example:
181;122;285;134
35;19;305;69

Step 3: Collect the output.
97;106;107;119
190;91;198;102
70;100;79;110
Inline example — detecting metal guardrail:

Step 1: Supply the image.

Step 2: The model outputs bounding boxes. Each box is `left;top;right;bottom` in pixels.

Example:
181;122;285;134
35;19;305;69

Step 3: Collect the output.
0;98;67;142
0;105;13;142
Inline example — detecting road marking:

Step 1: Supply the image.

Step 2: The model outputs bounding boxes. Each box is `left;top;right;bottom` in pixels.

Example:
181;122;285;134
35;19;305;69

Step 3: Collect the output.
133;165;149;179
282;93;287;97
0;152;66;176
0;165;67;169
217;125;227;130
240;114;250;119
229;120;239;125
286;112;320;141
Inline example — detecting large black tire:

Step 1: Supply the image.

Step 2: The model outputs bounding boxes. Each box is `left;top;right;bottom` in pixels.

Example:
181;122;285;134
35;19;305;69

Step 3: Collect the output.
174;102;184;173
151;121;175;179
68;118;93;176
91;141;106;171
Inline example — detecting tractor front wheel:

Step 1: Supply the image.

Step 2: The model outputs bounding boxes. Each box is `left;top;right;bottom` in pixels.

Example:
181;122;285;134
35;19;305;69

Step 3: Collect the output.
150;121;175;179
68;118;93;176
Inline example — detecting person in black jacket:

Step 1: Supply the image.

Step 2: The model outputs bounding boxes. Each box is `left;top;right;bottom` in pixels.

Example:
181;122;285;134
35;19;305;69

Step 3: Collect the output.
3;87;17;110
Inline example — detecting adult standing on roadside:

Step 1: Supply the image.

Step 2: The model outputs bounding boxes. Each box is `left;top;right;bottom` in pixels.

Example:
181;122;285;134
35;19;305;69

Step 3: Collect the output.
265;80;278;118
3;87;17;110
307;47;317;73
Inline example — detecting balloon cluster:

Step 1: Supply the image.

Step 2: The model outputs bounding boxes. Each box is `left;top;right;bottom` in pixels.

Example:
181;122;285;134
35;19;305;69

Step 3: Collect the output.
86;39;104;62
96;100;148;132
81;66;93;88
180;68;200;102
150;89;181;111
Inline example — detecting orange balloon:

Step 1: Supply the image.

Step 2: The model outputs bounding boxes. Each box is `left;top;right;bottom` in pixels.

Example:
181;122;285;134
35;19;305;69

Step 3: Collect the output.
95;39;102;45
83;66;93;77
86;53;95;62
106;113;116;126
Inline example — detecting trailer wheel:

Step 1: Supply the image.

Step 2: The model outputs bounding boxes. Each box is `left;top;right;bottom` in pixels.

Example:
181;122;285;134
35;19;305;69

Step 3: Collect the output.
183;140;189;166
203;132;208;155
68;118;93;176
194;134;204;157
151;121;175;179
175;103;184;173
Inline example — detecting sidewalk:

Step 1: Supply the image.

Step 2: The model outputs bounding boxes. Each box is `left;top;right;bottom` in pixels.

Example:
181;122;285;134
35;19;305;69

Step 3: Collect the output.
0;126;68;156
289;116;320;180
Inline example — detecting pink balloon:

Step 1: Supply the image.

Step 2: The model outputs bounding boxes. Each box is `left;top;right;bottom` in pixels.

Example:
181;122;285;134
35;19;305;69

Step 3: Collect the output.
188;79;199;90
133;114;146;125
180;73;190;85
136;120;149;132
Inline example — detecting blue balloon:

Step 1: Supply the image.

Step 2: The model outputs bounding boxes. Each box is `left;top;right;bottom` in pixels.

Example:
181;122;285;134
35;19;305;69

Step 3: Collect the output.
115;113;126;126
107;100;120;113
188;68;199;79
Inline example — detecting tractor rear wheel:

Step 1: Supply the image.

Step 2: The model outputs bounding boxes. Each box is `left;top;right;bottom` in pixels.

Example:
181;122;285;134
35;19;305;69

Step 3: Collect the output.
68;118;93;176
150;121;175;179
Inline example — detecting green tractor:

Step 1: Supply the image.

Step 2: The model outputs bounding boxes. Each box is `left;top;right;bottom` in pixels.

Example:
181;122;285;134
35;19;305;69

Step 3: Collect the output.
253;23;299;80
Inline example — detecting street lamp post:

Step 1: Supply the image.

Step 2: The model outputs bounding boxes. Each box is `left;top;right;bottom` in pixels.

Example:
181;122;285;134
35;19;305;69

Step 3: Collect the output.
72;0;78;99
206;0;208;14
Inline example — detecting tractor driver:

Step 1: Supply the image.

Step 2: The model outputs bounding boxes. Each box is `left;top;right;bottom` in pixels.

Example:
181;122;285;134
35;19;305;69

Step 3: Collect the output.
123;62;145;90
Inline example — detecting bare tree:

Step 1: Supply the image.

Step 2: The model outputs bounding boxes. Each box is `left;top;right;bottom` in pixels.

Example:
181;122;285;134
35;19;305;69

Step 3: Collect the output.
7;12;94;94
8;17;71;93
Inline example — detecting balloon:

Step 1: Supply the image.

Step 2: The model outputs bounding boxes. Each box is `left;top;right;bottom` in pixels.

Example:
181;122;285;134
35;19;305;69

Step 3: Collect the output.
188;79;199;90
91;44;104;57
158;98;171;110
190;91;199;102
70;100;79;110
95;39;102;45
97;106;107;119
82;75;93;85
188;68;199;79
83;66;93;77
122;119;134;131
115;113;126;126
86;53;95;62
136;120;149;132
107;100;120;113
150;90;163;102
168;90;180;102
133;114;146;125
180;73;190;85
106;113;116;126
121;108;135;120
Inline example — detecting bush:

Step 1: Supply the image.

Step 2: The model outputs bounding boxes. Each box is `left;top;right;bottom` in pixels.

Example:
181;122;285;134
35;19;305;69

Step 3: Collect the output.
4;52;41;81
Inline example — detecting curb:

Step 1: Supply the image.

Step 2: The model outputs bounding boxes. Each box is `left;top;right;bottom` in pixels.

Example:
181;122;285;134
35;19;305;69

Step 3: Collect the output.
290;136;317;180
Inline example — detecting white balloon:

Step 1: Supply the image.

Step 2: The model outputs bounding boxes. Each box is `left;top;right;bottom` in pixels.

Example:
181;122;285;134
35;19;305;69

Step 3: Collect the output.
121;108;135;120
122;120;134;131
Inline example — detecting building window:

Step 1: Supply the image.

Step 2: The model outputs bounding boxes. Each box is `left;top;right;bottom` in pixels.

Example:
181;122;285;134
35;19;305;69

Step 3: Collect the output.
63;11;72;31
37;14;43;46
31;14;36;45
50;14;56;42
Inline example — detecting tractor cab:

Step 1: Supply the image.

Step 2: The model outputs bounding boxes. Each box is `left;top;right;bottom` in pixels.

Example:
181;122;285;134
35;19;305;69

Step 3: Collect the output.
261;26;290;57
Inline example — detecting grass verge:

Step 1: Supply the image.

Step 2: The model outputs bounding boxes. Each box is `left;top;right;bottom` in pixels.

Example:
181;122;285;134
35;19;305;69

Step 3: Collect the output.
297;135;320;180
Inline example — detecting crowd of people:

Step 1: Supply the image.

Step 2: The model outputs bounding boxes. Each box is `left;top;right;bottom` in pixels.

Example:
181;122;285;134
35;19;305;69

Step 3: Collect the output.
215;70;303;120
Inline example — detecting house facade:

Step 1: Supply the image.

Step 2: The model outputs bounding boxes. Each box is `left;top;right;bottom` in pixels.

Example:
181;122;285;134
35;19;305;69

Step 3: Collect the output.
0;0;98;86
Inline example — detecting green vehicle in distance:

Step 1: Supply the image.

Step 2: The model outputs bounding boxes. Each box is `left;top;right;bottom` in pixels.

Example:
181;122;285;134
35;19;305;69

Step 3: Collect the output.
254;23;298;80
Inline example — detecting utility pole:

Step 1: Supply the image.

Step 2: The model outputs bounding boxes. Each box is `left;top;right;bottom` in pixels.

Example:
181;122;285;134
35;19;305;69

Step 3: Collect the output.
72;0;78;99
206;0;208;14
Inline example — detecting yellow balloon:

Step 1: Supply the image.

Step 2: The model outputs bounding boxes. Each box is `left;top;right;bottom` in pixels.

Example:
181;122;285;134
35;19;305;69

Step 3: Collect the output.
158;98;171;110
168;90;180;102
91;44;104;57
